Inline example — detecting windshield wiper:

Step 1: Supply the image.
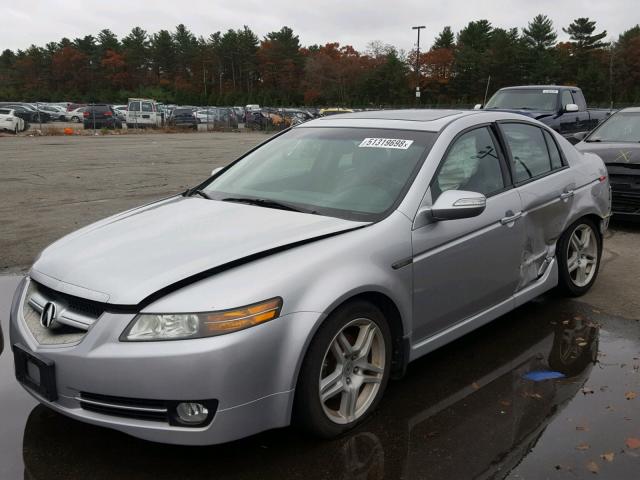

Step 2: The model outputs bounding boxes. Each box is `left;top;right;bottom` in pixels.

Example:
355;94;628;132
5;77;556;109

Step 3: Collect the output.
189;188;212;199
222;196;311;213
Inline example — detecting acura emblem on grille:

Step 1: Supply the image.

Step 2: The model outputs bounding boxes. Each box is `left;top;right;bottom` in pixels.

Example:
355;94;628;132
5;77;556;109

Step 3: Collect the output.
40;302;57;329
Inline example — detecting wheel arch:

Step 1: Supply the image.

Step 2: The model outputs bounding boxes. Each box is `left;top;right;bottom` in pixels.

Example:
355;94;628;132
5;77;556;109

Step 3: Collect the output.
292;289;408;398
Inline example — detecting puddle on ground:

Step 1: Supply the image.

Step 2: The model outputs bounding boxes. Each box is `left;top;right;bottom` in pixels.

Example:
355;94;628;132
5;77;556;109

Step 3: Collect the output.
1;275;638;480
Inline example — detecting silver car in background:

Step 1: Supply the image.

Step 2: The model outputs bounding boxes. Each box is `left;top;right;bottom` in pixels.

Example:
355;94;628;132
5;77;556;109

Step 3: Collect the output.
10;110;610;445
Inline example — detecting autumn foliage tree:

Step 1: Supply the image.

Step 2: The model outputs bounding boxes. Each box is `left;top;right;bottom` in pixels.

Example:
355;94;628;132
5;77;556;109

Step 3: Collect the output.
0;17;638;106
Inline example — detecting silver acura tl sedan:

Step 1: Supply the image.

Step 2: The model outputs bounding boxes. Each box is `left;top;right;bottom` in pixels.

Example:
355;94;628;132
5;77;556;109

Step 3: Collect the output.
10;109;611;445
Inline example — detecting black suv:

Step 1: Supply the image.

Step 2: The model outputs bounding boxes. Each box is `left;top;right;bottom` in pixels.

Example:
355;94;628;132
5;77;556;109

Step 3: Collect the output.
168;108;198;129
83;104;122;129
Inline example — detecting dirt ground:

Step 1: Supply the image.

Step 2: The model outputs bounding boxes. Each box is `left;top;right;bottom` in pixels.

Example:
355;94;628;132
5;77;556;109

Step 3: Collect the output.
0;131;268;272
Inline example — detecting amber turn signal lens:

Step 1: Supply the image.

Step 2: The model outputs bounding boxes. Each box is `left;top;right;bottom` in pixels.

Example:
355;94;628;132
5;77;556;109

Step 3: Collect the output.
204;298;282;333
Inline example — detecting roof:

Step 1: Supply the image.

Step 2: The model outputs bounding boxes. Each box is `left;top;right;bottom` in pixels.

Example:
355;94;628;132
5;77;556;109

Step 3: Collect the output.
300;109;473;132
499;85;581;91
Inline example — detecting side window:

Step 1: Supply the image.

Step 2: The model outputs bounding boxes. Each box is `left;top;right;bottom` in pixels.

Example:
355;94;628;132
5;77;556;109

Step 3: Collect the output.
141;102;153;112
432;127;505;201
543;130;563;169
502;123;553;183
561;90;574;109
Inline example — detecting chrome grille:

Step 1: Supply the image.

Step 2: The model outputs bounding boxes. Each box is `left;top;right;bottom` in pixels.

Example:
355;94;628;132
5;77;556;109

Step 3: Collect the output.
21;280;103;345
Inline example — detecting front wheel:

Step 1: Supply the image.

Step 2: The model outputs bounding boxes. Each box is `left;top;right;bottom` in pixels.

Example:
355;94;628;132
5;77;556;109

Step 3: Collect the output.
294;301;392;438
557;218;602;296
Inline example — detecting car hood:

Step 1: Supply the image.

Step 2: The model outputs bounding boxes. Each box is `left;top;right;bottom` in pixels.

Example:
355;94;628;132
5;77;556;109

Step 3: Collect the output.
483;108;554;120
31;196;367;305
575;142;640;166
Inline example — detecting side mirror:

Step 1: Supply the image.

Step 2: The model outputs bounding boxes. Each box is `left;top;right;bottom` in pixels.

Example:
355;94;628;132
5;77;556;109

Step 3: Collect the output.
573;131;588;142
564;103;579;113
473;104;483;110
416;190;486;227
211;166;223;176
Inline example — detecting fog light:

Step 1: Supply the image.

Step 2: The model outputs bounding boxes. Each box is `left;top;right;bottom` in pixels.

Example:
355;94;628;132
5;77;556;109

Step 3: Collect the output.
176;402;209;424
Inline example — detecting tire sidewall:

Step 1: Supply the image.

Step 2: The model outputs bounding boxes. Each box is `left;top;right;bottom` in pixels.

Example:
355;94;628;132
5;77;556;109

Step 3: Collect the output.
294;300;392;438
557;218;602;296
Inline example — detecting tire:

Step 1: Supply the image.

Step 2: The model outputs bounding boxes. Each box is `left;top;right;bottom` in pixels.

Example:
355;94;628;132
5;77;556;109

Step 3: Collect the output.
557;217;602;296
294;300;392;438
14;124;19;135
71;116;79;123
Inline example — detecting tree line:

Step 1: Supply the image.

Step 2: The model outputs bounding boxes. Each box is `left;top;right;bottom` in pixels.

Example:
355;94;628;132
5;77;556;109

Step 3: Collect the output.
0;15;639;107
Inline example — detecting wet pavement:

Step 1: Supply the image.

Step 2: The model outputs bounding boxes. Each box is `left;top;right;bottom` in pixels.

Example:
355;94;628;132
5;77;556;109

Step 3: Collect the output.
1;274;639;479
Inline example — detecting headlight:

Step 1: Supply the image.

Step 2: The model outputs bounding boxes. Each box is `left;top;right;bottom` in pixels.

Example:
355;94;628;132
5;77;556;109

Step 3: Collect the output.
121;297;282;341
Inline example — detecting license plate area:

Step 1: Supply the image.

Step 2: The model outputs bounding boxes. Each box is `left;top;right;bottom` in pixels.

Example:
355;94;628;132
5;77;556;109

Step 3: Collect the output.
13;343;58;401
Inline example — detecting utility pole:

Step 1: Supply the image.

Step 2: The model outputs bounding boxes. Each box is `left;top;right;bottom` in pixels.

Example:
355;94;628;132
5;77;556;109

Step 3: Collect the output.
412;25;426;105
609;41;614;109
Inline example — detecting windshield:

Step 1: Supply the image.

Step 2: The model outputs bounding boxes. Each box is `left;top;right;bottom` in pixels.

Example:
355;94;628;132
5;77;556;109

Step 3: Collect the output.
485;89;558;111
587;112;640;143
201;127;436;221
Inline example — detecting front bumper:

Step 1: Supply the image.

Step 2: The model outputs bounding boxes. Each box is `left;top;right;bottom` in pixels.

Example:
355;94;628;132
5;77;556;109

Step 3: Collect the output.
10;278;322;445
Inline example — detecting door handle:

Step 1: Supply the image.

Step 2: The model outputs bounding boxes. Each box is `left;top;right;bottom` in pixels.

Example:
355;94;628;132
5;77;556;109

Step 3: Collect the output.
560;190;575;200
500;211;522;225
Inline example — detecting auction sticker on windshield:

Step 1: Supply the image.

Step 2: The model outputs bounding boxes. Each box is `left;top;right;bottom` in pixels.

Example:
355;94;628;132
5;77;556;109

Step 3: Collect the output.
359;138;414;149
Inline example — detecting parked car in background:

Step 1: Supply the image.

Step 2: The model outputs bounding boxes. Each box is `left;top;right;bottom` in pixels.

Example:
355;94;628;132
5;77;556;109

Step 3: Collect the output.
22;104;52;123
66;103;86;112
38;104;67;121
0;104;32;126
168;107;198;129
126;98;163;128
195;108;217;123
83;104;122;130
0;108;25;133
233;106;245;123
10;109;610;446
112;105;128;121
576;107;640;221
66;107;87;123
481;86;613;143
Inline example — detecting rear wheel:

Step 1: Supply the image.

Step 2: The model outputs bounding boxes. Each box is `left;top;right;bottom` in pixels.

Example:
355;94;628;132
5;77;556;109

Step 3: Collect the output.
557;218;602;296
294;301;391;438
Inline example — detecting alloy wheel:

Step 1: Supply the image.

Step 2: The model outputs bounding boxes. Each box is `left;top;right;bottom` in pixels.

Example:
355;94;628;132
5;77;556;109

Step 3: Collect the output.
319;318;386;424
566;224;598;287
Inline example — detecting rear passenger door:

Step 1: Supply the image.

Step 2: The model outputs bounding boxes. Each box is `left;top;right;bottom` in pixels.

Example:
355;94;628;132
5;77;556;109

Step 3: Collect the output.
498;122;575;289
411;126;524;341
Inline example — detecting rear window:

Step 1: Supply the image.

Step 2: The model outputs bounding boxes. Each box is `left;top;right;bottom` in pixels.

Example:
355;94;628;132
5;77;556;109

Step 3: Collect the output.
501;123;559;182
485;89;558;112
174;109;193;115
0;109;10;115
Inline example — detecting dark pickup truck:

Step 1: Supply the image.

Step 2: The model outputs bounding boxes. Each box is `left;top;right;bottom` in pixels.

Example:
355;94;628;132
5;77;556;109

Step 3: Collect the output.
480;85;613;143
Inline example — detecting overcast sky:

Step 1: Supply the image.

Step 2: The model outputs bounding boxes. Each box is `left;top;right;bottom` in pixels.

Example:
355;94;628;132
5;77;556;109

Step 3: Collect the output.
1;0;636;53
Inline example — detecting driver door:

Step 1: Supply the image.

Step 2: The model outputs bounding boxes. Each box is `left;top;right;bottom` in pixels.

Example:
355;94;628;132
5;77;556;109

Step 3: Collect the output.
411;126;524;342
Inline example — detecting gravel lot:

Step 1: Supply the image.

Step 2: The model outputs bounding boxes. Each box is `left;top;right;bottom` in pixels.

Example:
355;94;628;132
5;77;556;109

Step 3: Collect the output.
0;131;268;272
0;133;638;479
